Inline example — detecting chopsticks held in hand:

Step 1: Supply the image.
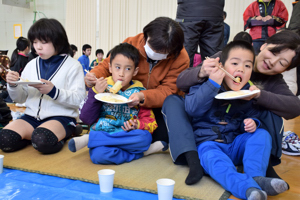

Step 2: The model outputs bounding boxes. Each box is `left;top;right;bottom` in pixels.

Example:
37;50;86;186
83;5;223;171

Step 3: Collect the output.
205;57;240;83
85;69;98;80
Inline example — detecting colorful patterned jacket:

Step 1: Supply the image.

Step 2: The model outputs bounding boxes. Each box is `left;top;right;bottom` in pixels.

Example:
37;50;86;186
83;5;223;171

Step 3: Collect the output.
80;76;157;134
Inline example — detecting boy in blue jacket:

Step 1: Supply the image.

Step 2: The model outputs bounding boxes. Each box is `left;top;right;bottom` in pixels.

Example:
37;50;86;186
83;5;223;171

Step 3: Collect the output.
185;41;288;200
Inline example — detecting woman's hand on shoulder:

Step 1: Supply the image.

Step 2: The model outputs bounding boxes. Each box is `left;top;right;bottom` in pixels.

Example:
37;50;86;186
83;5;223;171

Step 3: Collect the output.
199;57;220;79
94;77;108;93
6;71;19;84
31;79;54;94
128;92;144;108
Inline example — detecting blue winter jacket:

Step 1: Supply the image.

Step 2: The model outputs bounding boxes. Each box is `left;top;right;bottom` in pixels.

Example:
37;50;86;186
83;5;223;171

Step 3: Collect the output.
185;79;262;146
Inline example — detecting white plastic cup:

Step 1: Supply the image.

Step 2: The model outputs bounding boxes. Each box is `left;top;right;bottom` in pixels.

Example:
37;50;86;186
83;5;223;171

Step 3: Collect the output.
156;178;175;200
98;169;115;193
0;155;4;174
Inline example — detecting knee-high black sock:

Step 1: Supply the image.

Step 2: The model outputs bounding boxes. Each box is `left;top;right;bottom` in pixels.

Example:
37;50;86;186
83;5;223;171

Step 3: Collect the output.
266;162;281;179
184;151;203;185
0;129;29;152
31;127;64;154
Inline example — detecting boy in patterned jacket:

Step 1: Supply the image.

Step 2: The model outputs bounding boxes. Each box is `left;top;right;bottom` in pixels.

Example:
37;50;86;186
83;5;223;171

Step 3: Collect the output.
68;43;157;165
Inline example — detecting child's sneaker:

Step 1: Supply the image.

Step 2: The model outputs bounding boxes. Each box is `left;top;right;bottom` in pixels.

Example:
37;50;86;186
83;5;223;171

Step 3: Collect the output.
282;131;300;156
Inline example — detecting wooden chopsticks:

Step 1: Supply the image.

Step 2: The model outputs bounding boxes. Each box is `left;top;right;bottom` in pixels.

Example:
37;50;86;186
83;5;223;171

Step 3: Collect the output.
85;69;98;80
205;57;240;83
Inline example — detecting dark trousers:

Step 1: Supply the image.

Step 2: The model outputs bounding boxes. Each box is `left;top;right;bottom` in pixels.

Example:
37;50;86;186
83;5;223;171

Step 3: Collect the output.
253;39;266;55
162;95;197;164
151;108;169;143
178;20;224;67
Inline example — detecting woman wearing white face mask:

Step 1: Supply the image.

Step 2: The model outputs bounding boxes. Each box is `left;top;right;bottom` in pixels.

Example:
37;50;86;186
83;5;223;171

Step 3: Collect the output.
85;17;189;145
144;41;168;60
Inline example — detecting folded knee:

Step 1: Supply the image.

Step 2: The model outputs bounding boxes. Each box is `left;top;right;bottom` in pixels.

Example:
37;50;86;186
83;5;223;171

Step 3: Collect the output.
255;128;272;143
31;127;63;154
90;148;120;164
0;129;26;152
163;95;183;108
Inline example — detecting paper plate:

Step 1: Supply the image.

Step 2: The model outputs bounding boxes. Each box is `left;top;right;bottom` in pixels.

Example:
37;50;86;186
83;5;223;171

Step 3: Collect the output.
95;93;132;104
215;90;260;100
11;80;45;85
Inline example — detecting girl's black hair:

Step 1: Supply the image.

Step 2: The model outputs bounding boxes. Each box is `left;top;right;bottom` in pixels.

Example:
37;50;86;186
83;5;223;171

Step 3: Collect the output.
10;37;30;67
265;30;300;70
221;40;255;66
110;43;140;68
143;17;184;59
28;18;70;55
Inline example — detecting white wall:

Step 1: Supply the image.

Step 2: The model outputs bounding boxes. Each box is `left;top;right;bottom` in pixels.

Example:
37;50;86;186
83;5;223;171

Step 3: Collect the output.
0;0;66;58
65;0;177;61
0;0;296;62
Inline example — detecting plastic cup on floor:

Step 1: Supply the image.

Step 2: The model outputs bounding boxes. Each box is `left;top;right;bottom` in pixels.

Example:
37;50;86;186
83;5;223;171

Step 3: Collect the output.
0;155;4;174
156;178;175;200
98;169;115;193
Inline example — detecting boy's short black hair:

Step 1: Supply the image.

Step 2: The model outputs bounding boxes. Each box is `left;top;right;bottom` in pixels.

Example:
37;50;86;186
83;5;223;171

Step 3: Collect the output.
70;44;78;51
233;32;253;44
96;49;104;56
82;44;91;55
109;43;140;68
220;40;255;66
28;18;70;55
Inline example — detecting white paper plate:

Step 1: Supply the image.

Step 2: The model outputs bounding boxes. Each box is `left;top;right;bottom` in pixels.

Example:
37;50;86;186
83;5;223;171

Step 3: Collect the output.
11;80;45;85
215;90;260;100
95;93;132;104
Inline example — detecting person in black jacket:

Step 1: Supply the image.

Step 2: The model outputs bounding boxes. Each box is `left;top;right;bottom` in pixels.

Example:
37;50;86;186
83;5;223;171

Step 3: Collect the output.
176;0;224;67
10;37;30;75
0;55;12;126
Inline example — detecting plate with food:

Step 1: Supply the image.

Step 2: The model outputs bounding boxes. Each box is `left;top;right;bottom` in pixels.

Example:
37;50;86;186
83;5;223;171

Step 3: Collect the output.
95;93;132;104
10;79;45;85
215;90;260;100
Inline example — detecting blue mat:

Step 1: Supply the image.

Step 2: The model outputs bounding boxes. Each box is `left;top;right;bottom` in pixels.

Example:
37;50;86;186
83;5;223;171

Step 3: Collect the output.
0;168;185;200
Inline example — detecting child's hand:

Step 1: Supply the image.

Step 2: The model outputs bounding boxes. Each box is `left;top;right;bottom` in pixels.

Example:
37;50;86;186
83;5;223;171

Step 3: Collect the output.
209;65;225;85
244;118;257;133
128;92;144;108
30;79;54;94
6;71;20;83
84;72;97;88
242;85;261;100
121;119;138;131
94;77;108;93
199;57;220;78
